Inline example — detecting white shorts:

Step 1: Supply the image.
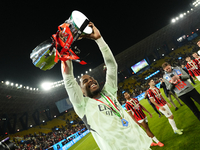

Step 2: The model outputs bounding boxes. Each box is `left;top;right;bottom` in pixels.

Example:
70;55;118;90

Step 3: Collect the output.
196;76;200;81
138;117;148;123
159;104;173;118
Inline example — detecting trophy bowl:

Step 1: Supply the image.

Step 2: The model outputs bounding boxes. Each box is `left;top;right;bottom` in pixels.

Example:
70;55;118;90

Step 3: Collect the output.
30;39;56;71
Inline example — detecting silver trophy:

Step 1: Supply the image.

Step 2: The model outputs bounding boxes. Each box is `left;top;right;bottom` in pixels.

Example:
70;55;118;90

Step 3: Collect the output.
30;10;92;71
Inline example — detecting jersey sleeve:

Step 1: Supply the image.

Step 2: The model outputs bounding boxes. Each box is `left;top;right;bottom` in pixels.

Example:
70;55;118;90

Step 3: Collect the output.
62;60;86;118
95;37;118;92
147;90;154;99
186;64;193;77
135;98;139;104
125;103;131;112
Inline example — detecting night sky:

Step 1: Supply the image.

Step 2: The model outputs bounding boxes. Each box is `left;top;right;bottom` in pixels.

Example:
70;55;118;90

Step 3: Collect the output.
0;0;190;89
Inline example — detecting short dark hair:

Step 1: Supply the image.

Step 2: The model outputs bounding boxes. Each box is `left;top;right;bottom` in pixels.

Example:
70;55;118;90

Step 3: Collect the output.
146;78;152;85
162;62;170;69
185;56;190;60
192;51;197;54
123;91;129;95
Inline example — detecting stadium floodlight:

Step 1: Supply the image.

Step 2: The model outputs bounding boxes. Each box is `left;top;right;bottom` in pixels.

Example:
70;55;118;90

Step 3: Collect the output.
85;71;88;74
77;76;80;78
42;82;52;90
171;18;176;23
11;83;14;86
30;88;32;90
26;86;29;89
17;129;19;132
176;17;179;20
43;120;45;122
184;13;186;15
89;69;92;71
15;84;18;87
54;115;56;118
81;74;83;76
33;88;35;90
36;88;39;91
180;14;183;18
162;54;164;56
187;10;190;13
1;81;3;83
172;48;174;50
30;125;32;127
191;8;193;11
41;82;52;90
20;84;22;88
5;81;9;85
153;59;156;61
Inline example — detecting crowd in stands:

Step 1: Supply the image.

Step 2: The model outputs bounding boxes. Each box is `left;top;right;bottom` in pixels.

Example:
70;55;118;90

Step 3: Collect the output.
117;38;200;104
13;123;86;150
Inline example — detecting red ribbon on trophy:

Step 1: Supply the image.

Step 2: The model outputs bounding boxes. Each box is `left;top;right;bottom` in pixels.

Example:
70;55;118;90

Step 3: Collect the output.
52;23;87;65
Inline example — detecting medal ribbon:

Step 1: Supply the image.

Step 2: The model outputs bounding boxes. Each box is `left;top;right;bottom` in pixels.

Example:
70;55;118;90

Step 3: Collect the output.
94;93;122;118
151;88;161;99
188;61;198;70
130;98;139;110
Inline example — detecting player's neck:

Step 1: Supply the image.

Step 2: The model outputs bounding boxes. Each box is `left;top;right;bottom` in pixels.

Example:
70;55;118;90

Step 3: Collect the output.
92;93;101;99
127;97;132;101
150;85;155;89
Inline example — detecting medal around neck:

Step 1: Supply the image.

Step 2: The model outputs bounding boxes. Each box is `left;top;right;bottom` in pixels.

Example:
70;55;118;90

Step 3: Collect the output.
121;118;129;127
30;10;92;71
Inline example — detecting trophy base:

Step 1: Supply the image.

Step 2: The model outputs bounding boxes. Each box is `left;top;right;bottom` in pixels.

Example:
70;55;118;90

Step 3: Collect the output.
70;10;92;35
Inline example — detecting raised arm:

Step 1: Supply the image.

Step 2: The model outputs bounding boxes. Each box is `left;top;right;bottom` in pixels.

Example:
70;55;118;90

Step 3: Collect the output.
61;60;85;117
96;38;118;89
84;22;118;89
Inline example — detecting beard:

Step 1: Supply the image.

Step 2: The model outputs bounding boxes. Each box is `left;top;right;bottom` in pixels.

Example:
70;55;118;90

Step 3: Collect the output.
87;87;101;98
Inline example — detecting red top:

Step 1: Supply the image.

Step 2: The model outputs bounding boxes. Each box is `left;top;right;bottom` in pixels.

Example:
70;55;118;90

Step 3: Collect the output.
125;98;146;121
186;59;200;77
147;87;166;109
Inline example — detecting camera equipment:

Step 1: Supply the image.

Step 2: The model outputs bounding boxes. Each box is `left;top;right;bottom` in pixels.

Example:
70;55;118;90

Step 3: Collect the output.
170;74;174;78
0;137;16;150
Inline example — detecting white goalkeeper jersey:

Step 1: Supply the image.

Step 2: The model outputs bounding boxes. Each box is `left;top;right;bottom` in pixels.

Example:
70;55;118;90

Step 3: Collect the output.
62;37;152;150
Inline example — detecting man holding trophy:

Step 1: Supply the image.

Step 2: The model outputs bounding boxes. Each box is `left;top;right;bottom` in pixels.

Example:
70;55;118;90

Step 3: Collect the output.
61;22;152;149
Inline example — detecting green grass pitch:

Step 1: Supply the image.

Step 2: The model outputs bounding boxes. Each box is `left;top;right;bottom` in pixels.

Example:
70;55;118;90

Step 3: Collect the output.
69;81;200;150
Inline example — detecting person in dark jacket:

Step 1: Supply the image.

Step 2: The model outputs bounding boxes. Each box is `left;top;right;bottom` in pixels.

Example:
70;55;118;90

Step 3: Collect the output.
181;64;196;85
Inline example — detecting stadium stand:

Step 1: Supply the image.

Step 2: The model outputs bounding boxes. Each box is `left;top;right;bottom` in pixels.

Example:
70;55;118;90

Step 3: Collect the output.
117;35;200;104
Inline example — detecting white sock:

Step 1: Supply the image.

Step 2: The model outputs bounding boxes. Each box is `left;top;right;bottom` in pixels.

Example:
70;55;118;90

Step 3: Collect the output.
152;136;159;143
168;118;178;131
